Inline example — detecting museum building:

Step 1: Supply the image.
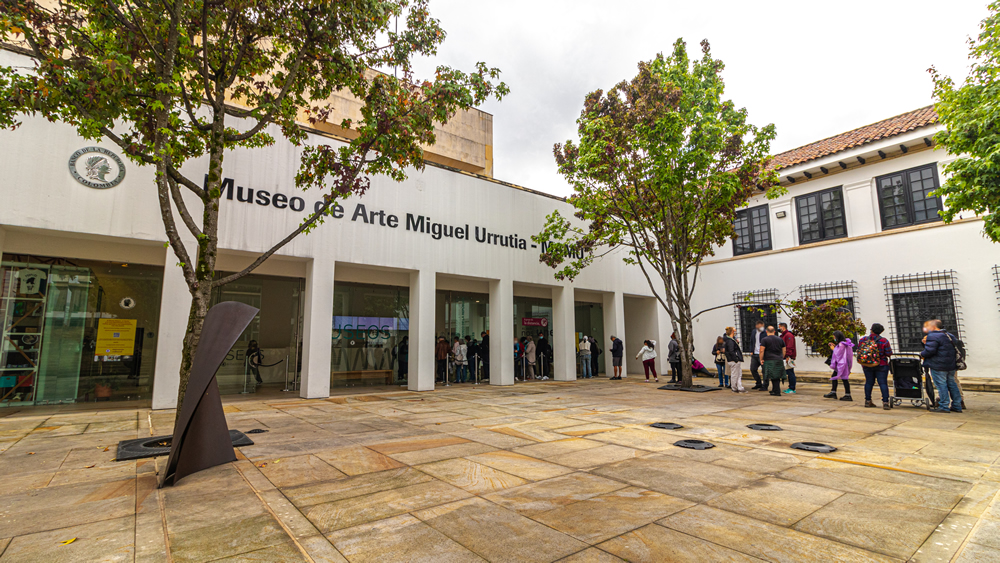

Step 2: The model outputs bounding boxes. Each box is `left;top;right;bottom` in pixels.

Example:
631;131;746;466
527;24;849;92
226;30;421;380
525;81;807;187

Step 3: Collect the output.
1;41;998;409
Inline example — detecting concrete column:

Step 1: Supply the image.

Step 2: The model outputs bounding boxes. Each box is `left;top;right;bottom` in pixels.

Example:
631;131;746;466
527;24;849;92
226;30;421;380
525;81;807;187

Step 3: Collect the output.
489;279;514;385
603;291;625;377
408;270;436;391
300;257;334;399
551;285;576;381
151;256;192;410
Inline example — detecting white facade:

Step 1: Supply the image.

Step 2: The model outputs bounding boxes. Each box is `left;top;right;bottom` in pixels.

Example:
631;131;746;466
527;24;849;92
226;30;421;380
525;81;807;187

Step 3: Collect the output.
0;110;670;409
692;123;1000;378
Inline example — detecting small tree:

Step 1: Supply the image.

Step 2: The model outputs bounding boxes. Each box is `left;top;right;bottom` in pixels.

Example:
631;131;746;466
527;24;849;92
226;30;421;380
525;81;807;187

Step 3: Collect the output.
930;1;1000;242
534;39;780;388
0;1;506;417
783;299;866;358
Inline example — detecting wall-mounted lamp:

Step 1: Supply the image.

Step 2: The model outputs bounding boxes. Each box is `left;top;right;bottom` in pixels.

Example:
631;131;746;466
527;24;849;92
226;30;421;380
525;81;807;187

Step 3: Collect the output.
775;211;787;219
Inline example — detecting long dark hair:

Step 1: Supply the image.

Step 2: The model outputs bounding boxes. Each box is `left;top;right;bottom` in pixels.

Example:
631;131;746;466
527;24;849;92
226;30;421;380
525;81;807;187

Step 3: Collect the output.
832;331;846;343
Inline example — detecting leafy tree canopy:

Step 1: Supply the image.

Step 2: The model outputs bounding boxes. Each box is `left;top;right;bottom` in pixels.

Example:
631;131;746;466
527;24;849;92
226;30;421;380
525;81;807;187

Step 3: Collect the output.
533;38;781;387
931;1;1000;242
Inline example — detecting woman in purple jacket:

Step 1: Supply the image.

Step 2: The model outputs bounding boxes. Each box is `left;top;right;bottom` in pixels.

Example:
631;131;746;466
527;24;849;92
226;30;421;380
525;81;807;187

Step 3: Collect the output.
823;331;854;401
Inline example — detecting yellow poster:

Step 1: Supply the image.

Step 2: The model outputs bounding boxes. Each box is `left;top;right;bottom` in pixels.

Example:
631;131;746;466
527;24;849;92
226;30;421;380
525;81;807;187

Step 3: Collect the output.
96;319;138;356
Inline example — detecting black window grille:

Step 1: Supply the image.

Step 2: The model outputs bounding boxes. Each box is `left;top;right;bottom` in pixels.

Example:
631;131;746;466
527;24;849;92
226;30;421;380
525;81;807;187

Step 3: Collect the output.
994;265;1000;313
883;271;963;354
876;164;943;230
798;281;860;355
733;205;772;256
795;187;847;244
733;288;779;353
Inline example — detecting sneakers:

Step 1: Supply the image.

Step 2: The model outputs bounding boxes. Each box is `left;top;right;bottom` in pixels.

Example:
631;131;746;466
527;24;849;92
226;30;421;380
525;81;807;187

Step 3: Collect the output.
865;400;875;408
840;395;853;402
930;408;951;414
883;402;891;410
823;392;837;399
718;383;725;388
783;389;795;394
542;376;549;380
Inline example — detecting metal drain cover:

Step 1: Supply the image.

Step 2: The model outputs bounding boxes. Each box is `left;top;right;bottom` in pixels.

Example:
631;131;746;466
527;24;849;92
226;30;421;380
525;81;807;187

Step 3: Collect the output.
246;429;269;434
747;424;783;431
116;430;254;461
791;442;838;453
674;439;715;450
650;422;684;430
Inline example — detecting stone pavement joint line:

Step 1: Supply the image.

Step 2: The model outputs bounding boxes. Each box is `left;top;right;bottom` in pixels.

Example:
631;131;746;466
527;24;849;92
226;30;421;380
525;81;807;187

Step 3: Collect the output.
3;377;1000;561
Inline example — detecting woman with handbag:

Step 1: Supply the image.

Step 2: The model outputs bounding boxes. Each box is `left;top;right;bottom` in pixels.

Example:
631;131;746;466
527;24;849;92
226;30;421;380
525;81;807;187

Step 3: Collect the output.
712;336;728;388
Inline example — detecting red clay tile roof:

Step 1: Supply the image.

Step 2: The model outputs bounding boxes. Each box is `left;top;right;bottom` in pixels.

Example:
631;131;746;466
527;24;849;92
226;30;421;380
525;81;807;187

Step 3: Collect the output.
771;106;938;171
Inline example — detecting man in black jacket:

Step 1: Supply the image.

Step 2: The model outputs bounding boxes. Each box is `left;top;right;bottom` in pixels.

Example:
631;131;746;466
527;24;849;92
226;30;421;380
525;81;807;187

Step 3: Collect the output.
610;336;624;379
480;331;490;380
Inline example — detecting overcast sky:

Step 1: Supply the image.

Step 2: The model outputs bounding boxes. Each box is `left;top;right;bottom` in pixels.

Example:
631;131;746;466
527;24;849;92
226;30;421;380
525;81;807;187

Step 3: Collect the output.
412;0;988;197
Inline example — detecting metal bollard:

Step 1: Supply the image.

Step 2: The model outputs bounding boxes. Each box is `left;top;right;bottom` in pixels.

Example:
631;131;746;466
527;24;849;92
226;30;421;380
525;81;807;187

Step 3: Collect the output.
282;354;292;392
241;356;252;394
474;354;481;385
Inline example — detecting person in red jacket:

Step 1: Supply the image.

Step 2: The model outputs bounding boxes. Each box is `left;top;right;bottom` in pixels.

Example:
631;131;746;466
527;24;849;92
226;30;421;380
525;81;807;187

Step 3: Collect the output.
778;323;797;394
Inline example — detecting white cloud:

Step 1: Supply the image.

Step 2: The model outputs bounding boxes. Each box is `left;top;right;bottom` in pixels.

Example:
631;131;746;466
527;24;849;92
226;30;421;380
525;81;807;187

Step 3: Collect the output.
414;0;987;197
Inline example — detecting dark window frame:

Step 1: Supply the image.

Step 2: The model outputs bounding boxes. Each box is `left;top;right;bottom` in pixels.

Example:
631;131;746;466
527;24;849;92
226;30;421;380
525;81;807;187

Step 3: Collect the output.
876;164;943;231
795;186;848;244
883;270;963;356
733;205;772;256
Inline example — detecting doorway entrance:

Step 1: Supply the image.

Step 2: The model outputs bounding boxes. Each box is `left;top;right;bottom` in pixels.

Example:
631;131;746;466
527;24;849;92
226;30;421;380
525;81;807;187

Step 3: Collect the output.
575;302;605;376
513;296;553;379
210;273;304;395
436;290;489;383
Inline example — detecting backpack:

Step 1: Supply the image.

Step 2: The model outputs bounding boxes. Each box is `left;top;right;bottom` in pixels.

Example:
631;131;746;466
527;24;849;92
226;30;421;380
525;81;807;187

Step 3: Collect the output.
856;337;881;368
946;333;968;371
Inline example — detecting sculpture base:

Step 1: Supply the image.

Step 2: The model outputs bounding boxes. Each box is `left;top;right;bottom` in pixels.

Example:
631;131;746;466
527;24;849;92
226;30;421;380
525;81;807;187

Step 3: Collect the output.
117;430;253;462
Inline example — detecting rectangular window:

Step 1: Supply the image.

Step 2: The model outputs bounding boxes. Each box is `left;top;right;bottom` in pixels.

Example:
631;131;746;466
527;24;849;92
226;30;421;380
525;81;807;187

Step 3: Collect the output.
737;306;777;353
877;164;943;230
733;205;771;256
796;187;847;244
891;290;958;352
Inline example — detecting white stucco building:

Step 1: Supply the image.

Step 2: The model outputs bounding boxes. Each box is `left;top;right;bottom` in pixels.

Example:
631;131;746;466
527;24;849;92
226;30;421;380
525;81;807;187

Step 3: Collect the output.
692;106;1000;379
1;38;997;412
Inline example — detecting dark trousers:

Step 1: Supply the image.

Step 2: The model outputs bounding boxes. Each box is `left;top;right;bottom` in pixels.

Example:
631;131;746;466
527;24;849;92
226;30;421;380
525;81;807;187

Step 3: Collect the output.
750;355;762;387
669;361;681;381
482;358;490;380
766;378;782;394
436;359;447;382
785;368;796;391
863;365;890;402
832;379;851;395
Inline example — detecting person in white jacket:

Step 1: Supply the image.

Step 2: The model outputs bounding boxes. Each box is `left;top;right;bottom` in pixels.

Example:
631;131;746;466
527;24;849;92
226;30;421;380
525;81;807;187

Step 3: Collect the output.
635;340;659;382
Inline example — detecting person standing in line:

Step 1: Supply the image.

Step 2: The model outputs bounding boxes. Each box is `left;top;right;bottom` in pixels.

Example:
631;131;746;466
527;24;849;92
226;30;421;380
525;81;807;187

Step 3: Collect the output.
480;331;490;381
712;336;728;388
724;327;746;393
759;326;786;396
397;336;409;383
579;335;592;379
749;321;766;390
467;336;479;382
667;333;681;383
536;332;550;377
590;336;602;378
921;319;962;413
435;337;450;384
524;336;538;380
610;336;624;380
824;331;854;401
857;323;892;409
778;323;797;394
453;336;468;383
515;337;524;381
635;339;659;382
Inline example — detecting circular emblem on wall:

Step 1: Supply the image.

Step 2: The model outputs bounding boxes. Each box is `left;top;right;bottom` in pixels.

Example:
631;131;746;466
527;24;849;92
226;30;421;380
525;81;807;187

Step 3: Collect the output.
120;297;136;310
69;147;126;189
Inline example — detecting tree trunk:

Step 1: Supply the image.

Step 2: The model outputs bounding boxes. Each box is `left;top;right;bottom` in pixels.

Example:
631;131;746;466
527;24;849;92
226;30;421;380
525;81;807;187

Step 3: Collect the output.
677;301;695;388
174;280;213;417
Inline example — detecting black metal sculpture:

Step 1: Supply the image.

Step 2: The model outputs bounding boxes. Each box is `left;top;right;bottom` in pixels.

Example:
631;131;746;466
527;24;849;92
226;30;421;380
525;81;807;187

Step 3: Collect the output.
159;301;259;488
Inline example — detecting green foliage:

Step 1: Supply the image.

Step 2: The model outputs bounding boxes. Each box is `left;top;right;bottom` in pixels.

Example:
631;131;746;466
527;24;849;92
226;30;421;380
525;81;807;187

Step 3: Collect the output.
931;1;1000;242
533;39;780;386
784;299;866;359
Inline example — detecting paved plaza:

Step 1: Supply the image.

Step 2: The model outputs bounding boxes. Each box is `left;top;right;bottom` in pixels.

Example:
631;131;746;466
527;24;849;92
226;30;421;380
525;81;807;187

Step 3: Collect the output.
2;378;1000;562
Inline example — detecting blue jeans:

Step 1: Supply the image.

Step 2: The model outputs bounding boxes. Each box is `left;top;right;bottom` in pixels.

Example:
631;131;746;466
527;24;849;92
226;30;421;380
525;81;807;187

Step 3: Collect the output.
716;363;728;386
456;364;468;383
785;368;796;391
863;365;890;402
580;355;592;378
930;369;962;411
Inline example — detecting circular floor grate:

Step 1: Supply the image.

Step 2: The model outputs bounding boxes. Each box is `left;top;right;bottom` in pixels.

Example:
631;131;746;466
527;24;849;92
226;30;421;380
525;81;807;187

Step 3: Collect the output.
674;439;715;450
747;424;783;431
246;429;269;434
650;422;684;430
791;442;838;453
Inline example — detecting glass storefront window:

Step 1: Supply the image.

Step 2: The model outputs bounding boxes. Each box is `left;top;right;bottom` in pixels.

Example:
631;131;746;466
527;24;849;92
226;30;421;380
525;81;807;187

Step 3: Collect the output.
437;291;489;382
513;296;553;378
575;303;605;375
211;273;305;395
331;282;409;387
1;255;163;406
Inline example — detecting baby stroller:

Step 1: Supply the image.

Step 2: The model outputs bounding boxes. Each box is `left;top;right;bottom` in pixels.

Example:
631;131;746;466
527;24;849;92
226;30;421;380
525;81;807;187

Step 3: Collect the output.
889;357;935;409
